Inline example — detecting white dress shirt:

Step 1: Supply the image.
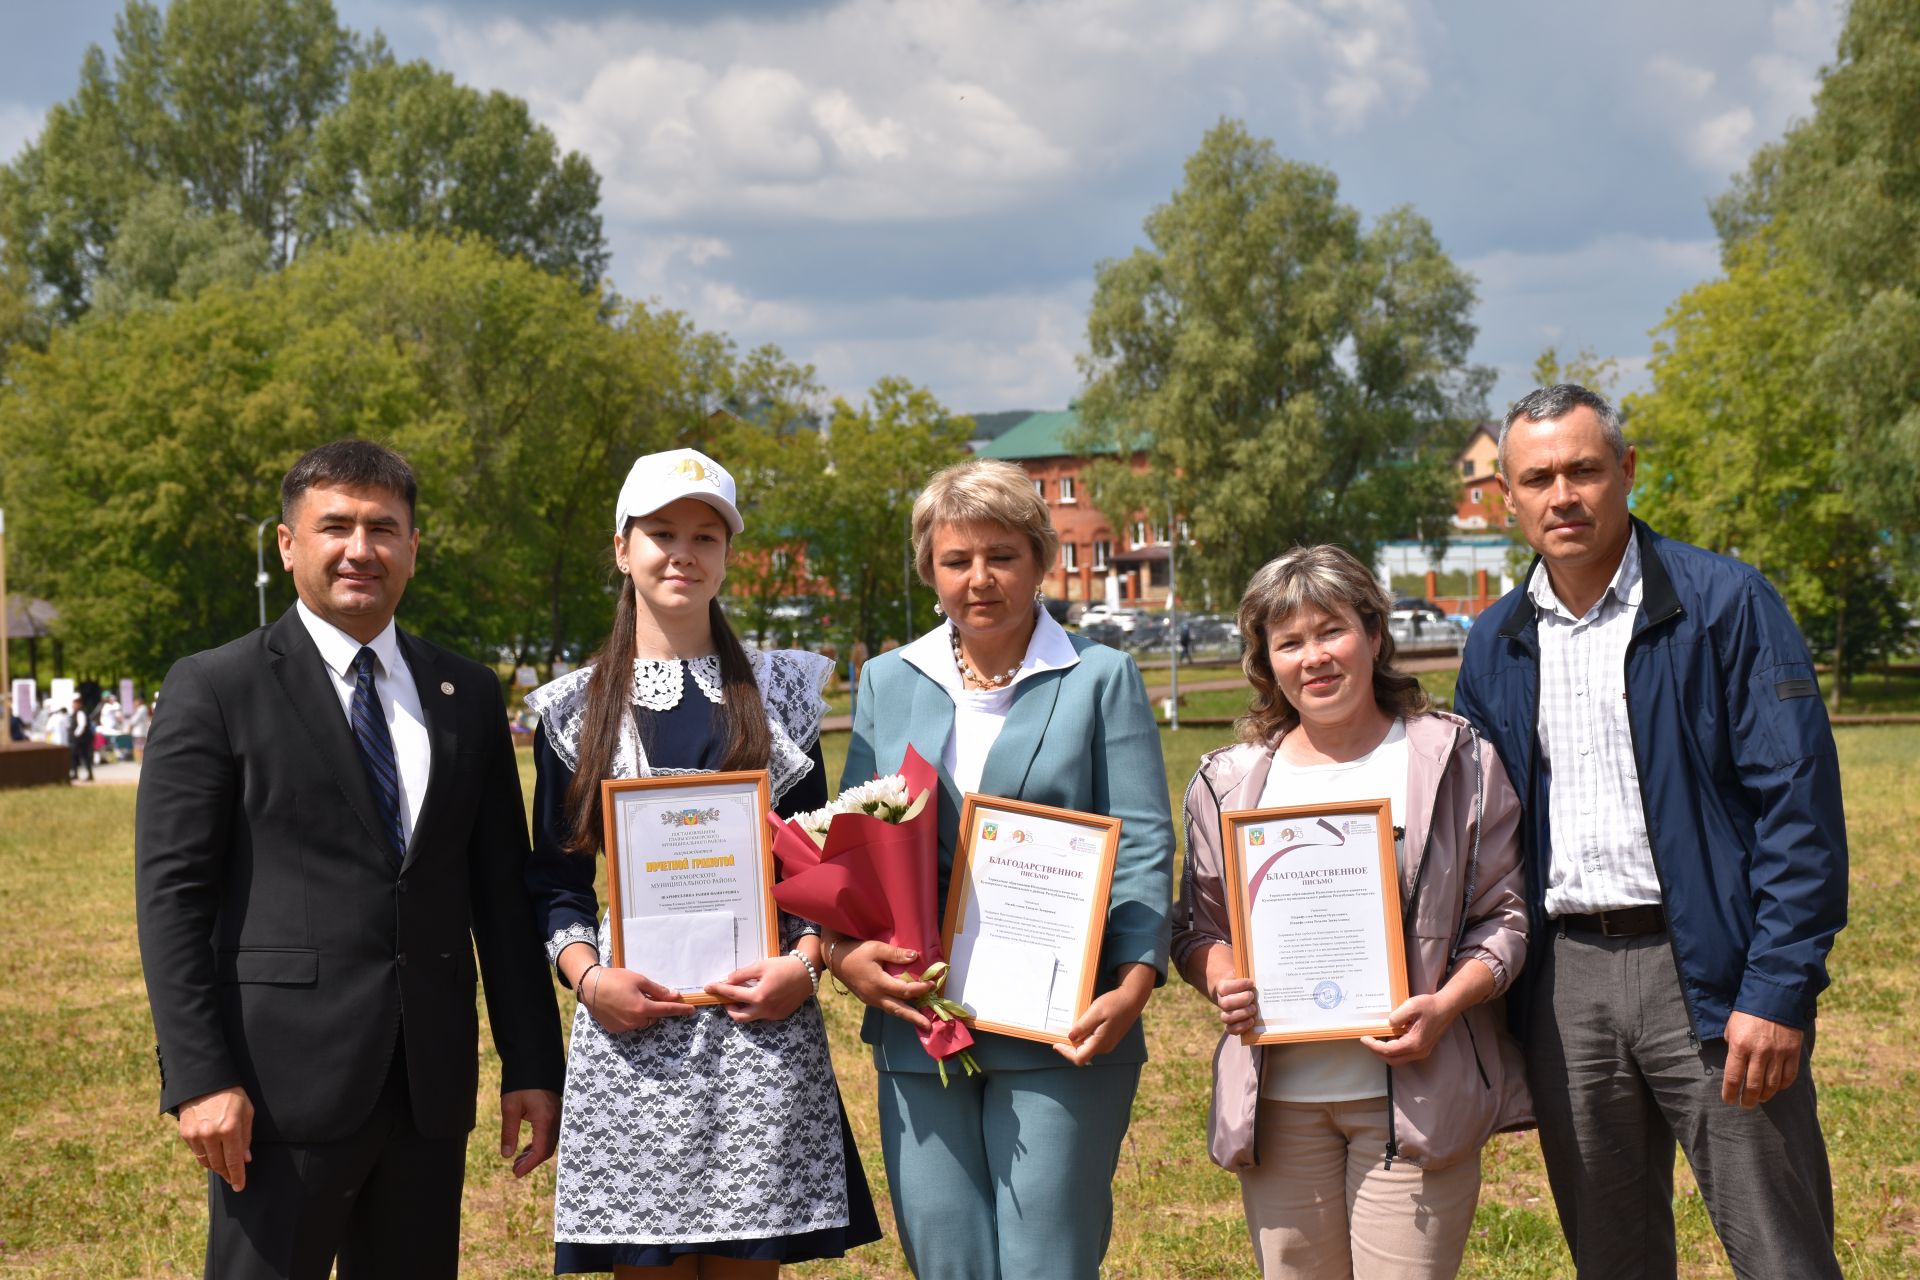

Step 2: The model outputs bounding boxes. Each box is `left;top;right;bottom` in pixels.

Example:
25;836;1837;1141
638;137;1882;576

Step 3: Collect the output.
296;600;431;849
900;607;1082;795
1529;536;1663;915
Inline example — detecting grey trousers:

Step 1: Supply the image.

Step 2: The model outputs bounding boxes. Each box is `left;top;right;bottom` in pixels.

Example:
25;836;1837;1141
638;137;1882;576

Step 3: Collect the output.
1526;926;1841;1280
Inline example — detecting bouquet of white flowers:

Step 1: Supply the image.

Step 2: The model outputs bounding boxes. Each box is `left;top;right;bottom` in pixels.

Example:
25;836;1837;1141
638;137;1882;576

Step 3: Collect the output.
789;775;929;845
768;747;979;1084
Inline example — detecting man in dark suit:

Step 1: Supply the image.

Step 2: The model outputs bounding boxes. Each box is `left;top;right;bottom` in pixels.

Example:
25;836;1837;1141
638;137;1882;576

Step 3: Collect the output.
136;440;565;1278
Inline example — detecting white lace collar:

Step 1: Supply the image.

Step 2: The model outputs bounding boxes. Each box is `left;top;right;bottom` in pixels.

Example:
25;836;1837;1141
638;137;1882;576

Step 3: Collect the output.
632;655;724;710
525;649;833;804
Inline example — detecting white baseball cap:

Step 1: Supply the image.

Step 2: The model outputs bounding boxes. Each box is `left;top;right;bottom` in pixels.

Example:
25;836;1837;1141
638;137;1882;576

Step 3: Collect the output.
614;448;743;536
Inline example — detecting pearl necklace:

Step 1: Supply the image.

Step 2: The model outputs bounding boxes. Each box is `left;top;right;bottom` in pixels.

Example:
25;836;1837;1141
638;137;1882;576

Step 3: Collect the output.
950;627;1021;690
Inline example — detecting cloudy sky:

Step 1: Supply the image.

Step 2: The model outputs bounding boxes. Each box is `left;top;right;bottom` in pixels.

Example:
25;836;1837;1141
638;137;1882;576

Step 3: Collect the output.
1;0;1843;417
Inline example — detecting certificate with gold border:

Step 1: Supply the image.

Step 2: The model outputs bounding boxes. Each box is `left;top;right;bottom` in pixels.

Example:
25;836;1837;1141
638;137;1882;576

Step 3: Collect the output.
1221;799;1408;1045
939;794;1120;1045
600;771;777;1006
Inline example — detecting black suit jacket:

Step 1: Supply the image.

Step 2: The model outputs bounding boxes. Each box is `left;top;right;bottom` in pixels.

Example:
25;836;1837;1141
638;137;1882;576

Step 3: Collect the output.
135;607;564;1143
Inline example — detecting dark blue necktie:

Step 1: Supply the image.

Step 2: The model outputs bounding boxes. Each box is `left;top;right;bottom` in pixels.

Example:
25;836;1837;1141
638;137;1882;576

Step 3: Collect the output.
350;647;407;863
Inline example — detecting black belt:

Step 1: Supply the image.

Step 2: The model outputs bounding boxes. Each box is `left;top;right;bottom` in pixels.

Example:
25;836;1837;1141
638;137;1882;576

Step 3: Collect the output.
1555;905;1666;937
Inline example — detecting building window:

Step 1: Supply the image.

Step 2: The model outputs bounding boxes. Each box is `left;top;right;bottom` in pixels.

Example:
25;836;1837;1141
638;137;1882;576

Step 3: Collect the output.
770;549;790;573
1153;522;1170;545
1130;520;1148;547
1032;477;1046;499
1061;542;1078;572
1093;539;1111;571
1470;487;1483;503
1460;459;1475;477
1059;476;1076;504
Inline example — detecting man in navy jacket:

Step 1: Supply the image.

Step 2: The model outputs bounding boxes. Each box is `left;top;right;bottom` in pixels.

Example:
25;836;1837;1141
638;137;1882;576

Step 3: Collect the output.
1454;384;1846;1279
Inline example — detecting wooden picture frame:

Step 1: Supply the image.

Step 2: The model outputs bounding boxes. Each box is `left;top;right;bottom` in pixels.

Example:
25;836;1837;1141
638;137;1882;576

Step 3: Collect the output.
1220;798;1409;1045
600;770;777;1007
939;793;1121;1045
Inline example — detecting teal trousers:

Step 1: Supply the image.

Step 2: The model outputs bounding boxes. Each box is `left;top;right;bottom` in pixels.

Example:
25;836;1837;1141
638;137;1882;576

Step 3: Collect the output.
876;1061;1142;1280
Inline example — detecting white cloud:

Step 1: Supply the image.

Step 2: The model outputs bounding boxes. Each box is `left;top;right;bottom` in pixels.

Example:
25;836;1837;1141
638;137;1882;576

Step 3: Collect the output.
1637;0;1839;176
1646;55;1715;102
1466;234;1721;409
0;102;43;166
1685;106;1757;174
419;0;1438;223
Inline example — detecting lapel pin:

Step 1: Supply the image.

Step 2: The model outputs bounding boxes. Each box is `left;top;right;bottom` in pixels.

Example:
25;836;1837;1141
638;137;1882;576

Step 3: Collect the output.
440;681;455;695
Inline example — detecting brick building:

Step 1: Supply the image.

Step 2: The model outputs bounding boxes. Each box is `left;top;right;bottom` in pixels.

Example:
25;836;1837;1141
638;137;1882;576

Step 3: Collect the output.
973;408;1172;606
1453;422;1510;530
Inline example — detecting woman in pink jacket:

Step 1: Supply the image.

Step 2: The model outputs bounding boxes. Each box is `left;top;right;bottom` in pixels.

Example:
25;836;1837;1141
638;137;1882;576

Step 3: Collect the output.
1172;545;1533;1279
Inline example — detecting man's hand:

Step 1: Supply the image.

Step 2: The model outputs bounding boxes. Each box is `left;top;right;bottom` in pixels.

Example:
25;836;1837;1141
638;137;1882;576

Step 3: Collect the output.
1721;1011;1804;1107
177;1085;254;1190
500;1089;561;1178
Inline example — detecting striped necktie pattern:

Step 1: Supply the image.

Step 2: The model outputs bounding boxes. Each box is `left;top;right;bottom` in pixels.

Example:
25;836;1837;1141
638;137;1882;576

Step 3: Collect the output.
350;646;407;863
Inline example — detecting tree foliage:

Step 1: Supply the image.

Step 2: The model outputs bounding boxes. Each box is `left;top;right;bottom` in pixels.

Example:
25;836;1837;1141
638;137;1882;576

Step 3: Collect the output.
1634;0;1920;690
0;0;606;324
806;379;973;649
1631;233;1907;693
299;59;607;284
0;236;719;680
1074;119;1486;603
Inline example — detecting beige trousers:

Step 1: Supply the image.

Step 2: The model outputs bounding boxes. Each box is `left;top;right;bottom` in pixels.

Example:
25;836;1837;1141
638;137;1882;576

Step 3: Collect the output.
1236;1098;1482;1280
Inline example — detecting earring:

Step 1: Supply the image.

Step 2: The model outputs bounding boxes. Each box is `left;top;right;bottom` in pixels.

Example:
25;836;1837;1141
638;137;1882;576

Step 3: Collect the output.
1033;587;1044;602
933;600;945;618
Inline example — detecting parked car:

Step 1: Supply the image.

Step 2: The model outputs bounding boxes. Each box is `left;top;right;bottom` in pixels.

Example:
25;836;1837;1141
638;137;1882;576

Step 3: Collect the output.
1392;596;1447;622
1078;605;1147;633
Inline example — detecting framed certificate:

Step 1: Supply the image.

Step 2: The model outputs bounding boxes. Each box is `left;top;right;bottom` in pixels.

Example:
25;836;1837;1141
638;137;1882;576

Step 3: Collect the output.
1221;799;1409;1045
600;771;778;1006
939;794;1121;1044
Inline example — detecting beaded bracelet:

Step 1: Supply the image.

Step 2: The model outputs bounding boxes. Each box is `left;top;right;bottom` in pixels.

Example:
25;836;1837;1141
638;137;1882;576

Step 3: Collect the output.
786;948;820;995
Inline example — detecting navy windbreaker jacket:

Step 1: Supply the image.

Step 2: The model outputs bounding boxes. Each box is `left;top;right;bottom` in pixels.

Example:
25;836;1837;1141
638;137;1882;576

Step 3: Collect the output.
1453;518;1847;1041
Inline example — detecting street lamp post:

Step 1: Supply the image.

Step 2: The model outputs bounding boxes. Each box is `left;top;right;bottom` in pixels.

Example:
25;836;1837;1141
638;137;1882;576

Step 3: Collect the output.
1166;495;1179;732
238;514;273;628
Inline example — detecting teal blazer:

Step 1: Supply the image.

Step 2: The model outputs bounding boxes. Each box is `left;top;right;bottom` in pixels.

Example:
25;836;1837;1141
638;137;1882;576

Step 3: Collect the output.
843;632;1175;1072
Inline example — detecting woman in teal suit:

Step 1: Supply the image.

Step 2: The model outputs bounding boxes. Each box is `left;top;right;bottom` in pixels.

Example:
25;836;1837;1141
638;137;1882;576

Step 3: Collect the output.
830;458;1175;1280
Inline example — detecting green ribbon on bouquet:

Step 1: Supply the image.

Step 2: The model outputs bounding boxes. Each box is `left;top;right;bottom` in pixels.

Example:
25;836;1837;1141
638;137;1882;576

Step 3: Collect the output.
908;961;983;1087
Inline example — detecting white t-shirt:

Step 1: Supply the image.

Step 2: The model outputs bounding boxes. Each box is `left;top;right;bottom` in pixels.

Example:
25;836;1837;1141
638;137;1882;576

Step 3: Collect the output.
1255;719;1408;1103
898;608;1082;795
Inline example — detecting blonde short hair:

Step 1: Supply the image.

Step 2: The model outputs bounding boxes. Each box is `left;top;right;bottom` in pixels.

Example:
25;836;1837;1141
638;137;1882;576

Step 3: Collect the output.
911;459;1060;583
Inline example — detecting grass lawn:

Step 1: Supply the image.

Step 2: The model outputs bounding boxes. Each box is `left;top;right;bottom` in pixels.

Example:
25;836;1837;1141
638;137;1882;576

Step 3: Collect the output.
2;722;1914;1276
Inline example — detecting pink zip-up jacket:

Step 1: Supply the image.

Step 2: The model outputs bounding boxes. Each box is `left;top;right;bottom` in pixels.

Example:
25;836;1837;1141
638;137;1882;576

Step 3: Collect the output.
1171;711;1534;1171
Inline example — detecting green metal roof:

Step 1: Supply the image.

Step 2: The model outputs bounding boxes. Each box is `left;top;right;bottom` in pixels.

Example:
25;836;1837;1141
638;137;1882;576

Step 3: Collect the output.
975;407;1137;460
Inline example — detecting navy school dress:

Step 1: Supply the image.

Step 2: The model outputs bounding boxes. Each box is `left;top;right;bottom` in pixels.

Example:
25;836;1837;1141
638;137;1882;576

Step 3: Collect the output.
523;654;881;1272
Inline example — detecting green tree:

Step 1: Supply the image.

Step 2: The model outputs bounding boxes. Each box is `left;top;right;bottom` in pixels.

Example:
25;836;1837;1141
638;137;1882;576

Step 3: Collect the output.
705;353;835;646
0;0;608;320
0;0;367;318
1530;345;1625;404
1629;231;1902;705
1075;119;1483;604
300;60;607;285
0;235;719;681
89;185;272;317
1709;0;1920;583
805;378;973;650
